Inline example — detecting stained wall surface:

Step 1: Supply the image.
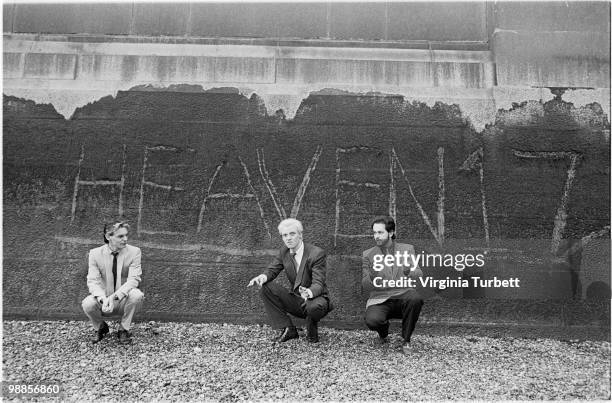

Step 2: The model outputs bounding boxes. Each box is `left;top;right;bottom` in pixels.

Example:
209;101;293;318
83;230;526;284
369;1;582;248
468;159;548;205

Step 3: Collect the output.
3;1;610;325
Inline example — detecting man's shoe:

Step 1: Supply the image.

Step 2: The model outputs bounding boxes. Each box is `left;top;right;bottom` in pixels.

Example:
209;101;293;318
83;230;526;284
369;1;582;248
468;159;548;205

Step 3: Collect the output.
402;341;412;354
274;326;298;343
117;329;132;344
92;322;109;344
377;324;389;340
306;317;319;343
375;335;388;345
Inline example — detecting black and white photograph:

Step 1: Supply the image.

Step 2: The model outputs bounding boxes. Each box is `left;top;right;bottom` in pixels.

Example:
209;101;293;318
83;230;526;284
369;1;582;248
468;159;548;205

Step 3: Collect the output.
2;0;610;400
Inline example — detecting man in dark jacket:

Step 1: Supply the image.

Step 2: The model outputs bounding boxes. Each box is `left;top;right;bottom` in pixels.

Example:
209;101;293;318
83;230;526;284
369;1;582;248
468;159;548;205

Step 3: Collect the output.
248;218;332;343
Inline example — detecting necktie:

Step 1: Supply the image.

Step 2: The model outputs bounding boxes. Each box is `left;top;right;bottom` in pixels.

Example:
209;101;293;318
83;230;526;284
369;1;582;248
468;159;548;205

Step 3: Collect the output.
111;252;119;291
290;252;299;289
290;252;298;272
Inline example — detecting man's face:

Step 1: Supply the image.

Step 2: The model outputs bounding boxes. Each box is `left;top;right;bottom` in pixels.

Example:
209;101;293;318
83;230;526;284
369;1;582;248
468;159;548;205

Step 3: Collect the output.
107;227;128;250
372;223;393;247
280;225;303;250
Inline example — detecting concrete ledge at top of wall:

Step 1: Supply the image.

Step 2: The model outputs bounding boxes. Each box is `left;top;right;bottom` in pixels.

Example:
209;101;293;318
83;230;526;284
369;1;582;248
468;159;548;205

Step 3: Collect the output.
3;34;495;90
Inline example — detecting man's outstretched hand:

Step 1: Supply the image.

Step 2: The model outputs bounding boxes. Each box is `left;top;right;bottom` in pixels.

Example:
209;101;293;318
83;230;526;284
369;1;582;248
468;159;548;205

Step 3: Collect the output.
247;274;268;288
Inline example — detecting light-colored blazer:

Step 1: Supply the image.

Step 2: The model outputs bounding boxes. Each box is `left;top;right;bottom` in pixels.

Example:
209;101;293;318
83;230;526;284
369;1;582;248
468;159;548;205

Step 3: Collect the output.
362;242;422;308
87;244;142;300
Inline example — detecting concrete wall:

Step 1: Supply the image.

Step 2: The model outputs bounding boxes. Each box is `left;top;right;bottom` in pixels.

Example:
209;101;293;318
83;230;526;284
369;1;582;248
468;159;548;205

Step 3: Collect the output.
3;1;610;325
3;2;488;42
493;1;610;89
2;36;496;126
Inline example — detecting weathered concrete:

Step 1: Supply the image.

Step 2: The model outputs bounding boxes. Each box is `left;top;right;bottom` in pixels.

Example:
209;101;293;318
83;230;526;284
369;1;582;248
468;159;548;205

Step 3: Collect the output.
3;90;610;324
493;30;610;89
4;2;489;42
494;1;610;32
386;2;487;42
491;0;610;95
187;3;331;39
3;34;497;130
9;3;133;35
133;3;191;37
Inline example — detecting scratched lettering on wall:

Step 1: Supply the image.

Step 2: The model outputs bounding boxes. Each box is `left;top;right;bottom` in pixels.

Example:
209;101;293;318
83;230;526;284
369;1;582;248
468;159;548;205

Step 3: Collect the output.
3;93;610;258
63;140;606;258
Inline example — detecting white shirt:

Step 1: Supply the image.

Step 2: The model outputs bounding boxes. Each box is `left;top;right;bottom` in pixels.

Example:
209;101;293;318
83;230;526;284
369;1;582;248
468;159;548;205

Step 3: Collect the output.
291;241;304;269
291;242;312;299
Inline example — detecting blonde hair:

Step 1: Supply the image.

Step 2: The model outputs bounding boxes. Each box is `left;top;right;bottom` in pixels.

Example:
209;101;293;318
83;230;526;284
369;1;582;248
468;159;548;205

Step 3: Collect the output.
104;221;130;243
278;218;303;234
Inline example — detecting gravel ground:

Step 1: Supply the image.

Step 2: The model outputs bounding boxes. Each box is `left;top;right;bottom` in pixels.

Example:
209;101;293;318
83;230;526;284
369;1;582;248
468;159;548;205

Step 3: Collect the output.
3;320;610;401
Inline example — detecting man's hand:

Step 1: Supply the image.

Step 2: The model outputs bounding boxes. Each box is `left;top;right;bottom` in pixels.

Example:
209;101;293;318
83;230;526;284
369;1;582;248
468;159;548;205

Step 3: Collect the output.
299;286;312;300
402;260;415;276
247;274;267;288
102;296;114;313
404;263;422;278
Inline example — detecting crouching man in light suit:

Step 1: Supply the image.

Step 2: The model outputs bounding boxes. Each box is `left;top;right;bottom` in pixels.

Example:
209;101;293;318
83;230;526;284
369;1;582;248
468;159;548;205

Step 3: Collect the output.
82;222;144;344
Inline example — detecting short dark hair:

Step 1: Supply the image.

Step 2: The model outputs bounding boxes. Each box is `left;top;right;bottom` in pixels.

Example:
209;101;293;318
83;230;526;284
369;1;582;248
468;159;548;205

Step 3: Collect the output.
103;222;130;244
371;216;396;239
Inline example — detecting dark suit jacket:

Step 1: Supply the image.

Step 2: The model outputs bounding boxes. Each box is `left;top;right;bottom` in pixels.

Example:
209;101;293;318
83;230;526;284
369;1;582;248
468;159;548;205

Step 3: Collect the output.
262;243;328;298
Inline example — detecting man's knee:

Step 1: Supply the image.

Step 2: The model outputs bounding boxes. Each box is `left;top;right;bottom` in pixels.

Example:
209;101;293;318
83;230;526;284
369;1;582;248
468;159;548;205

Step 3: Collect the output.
404;296;424;310
126;288;144;304
82;295;99;313
259;282;280;298
364;310;386;329
305;298;328;321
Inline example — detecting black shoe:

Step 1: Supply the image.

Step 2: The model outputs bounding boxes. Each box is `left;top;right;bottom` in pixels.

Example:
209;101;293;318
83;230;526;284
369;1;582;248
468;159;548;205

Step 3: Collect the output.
92;322;109;344
274;326;298;343
306;317;319;343
117;329;132;344
377;324;389;340
375;335;388;345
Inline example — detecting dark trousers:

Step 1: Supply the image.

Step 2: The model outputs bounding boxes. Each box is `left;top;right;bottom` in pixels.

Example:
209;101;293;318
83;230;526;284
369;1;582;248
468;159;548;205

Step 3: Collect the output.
260;282;331;329
364;292;423;342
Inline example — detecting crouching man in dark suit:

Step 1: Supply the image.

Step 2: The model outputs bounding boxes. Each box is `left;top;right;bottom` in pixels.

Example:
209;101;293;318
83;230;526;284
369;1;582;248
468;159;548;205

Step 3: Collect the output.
363;216;423;354
248;218;332;343
82;222;144;344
